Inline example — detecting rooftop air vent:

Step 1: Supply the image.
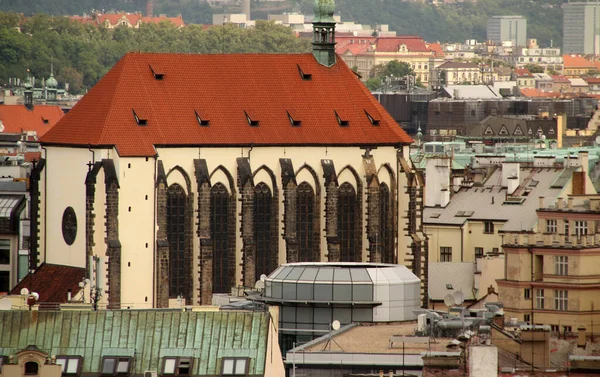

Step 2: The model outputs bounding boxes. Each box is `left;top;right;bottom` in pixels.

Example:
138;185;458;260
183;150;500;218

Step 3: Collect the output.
364;110;380;126
297;64;312;80
133;109;148;126
335;110;349;127
244;111;259;127
287;111;301;127
149;64;164;80
195;110;210;127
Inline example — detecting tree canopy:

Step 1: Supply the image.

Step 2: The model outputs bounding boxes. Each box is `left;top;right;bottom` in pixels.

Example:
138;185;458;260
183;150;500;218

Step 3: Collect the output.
0;13;310;93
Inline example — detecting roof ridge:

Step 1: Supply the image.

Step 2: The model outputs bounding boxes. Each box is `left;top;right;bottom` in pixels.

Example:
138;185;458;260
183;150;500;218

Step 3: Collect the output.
98;54;132;145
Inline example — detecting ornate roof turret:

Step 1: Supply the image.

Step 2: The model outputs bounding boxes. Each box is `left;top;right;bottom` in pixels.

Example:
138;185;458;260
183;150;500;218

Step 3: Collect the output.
312;0;336;67
313;0;335;23
46;72;58;89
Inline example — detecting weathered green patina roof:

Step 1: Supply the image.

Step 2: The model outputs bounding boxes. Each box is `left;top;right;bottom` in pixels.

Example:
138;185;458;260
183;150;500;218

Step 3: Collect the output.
0;310;269;375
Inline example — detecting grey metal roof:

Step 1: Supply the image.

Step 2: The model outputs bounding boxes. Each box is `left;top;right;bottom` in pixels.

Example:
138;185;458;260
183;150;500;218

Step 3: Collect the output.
428;263;475;301
0;310;269;376
0;195;23;218
442;85;501;99
424;167;566;232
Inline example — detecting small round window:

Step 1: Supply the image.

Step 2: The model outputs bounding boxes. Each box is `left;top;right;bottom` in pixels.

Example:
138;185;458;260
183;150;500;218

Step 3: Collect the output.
62;207;77;245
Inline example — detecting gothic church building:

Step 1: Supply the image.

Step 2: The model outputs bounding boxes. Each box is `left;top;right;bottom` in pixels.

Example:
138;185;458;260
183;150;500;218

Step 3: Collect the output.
36;1;417;308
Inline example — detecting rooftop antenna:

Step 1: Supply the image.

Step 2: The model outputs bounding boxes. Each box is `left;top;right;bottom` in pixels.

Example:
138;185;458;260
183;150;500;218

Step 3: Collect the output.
321;319;344;351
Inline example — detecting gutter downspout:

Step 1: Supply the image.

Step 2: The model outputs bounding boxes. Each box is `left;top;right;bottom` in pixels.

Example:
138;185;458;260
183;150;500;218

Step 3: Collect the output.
41;145;48;264
152;154;157;307
460;223;464;262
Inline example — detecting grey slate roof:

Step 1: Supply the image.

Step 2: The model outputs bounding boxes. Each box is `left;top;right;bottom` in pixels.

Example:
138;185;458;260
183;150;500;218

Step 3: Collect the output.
0;310;270;376
441;85;501;99
424;167;567;232
428;263;476;301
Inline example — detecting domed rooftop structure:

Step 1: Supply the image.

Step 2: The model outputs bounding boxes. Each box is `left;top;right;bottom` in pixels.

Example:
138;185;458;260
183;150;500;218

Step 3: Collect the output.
46;72;58;89
313;0;335;23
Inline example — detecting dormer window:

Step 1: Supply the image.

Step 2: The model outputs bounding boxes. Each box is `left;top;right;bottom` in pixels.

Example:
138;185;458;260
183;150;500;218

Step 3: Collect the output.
297;64;312;80
41;117;49;124
287;111;301;126
195;110;210;127
150;64;165;80
364;110;380;126
334;111;349;127
244;111;259;127
133;109;147;126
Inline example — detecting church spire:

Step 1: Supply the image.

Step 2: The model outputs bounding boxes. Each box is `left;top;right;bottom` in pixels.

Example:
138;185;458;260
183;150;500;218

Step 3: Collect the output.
312;0;336;67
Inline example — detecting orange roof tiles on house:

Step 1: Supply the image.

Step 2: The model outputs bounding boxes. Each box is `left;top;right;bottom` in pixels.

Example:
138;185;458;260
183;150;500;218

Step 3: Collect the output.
584;77;600;84
427;42;444;58
141;14;184;27
513;68;534;77
552;75;570;83
520;88;561;98
10;263;85;303
563;54;595;68
375;36;430;53
0;105;64;136
41;53;412;157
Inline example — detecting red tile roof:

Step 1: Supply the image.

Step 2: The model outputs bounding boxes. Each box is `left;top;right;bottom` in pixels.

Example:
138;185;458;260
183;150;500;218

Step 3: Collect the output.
551;75;570;83
427;42;445;58
584;77;600;84
10;263;85;303
513;68;534;77
563;54;595;68
376;36;430;53
41;53;412;156
0;105;64;136
520;88;561;98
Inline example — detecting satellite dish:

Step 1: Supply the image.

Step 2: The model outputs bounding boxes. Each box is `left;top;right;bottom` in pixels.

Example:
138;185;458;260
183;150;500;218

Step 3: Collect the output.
453;291;465;305
254;280;265;290
332;320;341;331
444;294;456;307
20;288;29;295
260;274;267;282
31;292;39;301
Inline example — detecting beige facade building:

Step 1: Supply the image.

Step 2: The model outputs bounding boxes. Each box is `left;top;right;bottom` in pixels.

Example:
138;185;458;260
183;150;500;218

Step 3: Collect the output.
336;36;445;87
423;153;593;306
436;61;481;85
499;180;600;332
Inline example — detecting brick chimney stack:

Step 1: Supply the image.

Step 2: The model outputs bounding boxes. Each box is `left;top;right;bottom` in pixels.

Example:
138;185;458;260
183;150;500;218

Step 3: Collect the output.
146;0;153;17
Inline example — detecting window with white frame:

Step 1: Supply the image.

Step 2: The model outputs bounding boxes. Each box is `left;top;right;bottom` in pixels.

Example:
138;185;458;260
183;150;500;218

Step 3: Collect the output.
575;221;587;238
546;219;557;233
100;357;132;376
162;357;193;376
56;356;82;376
221;358;248;376
554;256;568;276
536;289;544;309
554;290;568;311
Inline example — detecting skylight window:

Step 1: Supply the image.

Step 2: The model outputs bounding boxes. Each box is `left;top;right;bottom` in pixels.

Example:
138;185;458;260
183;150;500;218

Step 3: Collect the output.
364;110;380;126
150;64;165;80
195;110;210;126
297;64;312;80
244;111;259;127
335;110;349;127
287;111;301;127
430;214;440;218
132;109;147;126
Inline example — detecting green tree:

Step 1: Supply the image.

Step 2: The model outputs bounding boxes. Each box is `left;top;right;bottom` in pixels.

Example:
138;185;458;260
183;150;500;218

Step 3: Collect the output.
524;64;544;73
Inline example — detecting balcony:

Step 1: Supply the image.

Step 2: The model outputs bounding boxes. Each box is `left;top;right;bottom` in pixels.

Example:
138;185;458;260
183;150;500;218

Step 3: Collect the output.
503;233;600;248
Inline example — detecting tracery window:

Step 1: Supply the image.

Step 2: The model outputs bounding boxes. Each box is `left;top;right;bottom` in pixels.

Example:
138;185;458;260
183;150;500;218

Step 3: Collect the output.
296;182;316;262
211;183;231;293
254;182;273;278
338;182;358;262
167;184;188;299
379;183;394;264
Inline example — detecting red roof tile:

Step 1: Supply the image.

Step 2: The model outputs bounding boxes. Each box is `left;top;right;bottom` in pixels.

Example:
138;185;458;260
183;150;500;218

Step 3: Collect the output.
563;54;595;68
551;75;570;83
376;36;430;53
520;88;561;98
585;77;600;84
513;68;534;77
0;105;64;136
427;42;444;58
10;263;85;303
41;53;412;156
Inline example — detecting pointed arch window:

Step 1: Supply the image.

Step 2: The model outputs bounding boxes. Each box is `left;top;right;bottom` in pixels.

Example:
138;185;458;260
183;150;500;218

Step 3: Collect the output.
167;183;188;299
254;182;274;278
296;182;316;262
379;183;394;264
211;183;231;294
338;182;358;262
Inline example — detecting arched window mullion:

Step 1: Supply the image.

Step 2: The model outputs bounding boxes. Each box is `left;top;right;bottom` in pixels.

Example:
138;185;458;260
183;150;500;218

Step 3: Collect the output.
338;182;357;262
254;182;272;278
211;183;230;294
296;182;315;262
167;184;187;299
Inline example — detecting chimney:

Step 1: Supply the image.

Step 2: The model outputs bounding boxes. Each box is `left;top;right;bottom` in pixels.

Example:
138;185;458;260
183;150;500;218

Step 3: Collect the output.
556;114;565;148
557;197;564;209
312;0;337;67
539;196;545;209
502;162;520;194
568;197;574;209
578;151;589;174
242;0;250;21
572;171;586;195
146;0;153;17
425;157;451;207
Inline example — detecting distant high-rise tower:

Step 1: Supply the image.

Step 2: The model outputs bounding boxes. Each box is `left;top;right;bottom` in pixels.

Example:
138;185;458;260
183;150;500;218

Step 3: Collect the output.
146;0;153;17
487;15;527;46
563;0;600;54
242;0;250;21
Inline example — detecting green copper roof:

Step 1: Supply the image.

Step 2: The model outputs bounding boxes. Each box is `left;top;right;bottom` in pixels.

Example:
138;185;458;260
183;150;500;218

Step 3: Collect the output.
313;0;335;23
0;310;269;375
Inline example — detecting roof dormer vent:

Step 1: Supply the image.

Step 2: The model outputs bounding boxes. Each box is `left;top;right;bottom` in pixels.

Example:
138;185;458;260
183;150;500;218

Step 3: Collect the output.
297;64;312;80
150;64;165;80
244;111;259;127
335;110;349;127
195;110;210;126
287;111;301;127
364;110;380;126
133;109;148;126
